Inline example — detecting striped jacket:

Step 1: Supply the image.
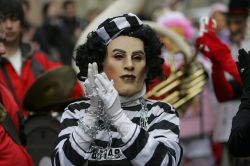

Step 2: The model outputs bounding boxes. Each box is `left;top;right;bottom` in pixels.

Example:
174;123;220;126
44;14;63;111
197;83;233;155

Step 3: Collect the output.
52;98;182;166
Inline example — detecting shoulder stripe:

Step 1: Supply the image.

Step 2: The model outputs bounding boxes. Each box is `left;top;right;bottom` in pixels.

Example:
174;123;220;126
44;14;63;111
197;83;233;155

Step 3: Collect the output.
147;112;164;124
123;129;148;160
52;151;61;166
122;104;141;111
62;138;87;165
147;101;176;114
148;120;179;135
145;142;168;166
53;134;70;148
60;118;78;132
67;101;90;112
94;137;124;148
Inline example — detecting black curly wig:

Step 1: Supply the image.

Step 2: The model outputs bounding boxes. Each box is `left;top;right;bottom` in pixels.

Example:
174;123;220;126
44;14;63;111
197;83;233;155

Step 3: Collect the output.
75;24;164;85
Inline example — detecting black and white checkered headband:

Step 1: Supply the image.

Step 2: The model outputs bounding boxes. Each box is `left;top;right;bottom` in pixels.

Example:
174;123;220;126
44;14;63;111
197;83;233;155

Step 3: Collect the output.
95;13;143;45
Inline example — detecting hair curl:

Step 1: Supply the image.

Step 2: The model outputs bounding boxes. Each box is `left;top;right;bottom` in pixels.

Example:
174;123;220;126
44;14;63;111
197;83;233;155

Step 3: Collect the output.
75;25;164;85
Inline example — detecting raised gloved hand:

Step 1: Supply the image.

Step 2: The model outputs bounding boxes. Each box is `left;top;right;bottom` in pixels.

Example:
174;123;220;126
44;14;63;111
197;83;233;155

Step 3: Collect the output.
75;63;99;143
94;72;137;142
83;62;99;109
196;17;241;85
94;73;123;122
237;49;250;92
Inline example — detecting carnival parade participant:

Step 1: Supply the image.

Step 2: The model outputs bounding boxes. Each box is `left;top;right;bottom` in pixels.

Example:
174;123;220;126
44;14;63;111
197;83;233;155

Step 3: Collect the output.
196;0;249;102
52;13;182;166
0;0;83;116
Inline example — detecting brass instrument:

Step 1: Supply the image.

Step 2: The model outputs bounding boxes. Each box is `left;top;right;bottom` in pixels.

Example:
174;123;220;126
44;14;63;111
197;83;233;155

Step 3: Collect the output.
144;21;208;113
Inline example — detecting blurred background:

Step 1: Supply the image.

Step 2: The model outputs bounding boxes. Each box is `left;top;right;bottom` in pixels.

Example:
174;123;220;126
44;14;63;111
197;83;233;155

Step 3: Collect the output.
27;0;228;25
5;0;250;166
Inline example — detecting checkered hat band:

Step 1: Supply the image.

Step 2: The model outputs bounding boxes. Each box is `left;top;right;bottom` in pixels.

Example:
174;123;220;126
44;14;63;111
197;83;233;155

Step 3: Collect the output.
96;13;143;44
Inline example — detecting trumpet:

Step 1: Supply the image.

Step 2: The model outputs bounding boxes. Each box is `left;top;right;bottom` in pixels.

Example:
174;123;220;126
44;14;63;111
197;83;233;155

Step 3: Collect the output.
144;57;207;110
144;21;208;113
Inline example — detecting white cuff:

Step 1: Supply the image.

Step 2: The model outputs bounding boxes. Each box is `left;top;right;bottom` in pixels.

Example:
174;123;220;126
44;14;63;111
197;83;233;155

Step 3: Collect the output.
112;112;137;143
72;126;94;151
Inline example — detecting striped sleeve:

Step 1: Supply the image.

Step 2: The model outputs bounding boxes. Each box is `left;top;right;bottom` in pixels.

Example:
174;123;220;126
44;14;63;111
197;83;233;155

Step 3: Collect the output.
51;101;92;166
121;100;182;166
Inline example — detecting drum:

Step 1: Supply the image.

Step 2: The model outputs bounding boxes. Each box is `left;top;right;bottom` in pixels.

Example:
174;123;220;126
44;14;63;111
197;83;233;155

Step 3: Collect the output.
24;113;60;166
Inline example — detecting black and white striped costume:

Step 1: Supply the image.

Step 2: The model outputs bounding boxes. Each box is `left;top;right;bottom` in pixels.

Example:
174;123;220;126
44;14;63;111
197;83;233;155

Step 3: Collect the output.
52;97;182;166
52;13;183;166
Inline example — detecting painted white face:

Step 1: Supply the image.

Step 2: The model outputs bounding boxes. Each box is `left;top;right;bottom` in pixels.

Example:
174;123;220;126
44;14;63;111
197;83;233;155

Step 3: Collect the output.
103;36;147;97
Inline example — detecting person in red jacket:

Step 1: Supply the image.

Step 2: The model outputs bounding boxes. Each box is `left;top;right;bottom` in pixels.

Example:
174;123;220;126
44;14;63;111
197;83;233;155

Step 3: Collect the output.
0;82;35;166
0;16;34;166
196;0;250;165
196;0;249;102
0;0;83;116
196;16;243;102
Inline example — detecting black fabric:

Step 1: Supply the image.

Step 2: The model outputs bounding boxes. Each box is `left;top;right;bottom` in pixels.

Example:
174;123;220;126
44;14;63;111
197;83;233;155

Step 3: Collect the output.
0;93;2;105
229;79;242;99
104;21;119;39
96;13;143;44
20;43;45;77
17;111;26;146
148;119;180;135
0;64;23;107
31;55;45;79
145;142;170;166
123;129;149;160
237;49;250;92
228;0;249;17
1;112;22;145
0;94;21;145
88;159;132;166
228;49;250;157
126;15;141;27
228;92;250;157
0;88;25;146
33;18;72;65
62;138;87;166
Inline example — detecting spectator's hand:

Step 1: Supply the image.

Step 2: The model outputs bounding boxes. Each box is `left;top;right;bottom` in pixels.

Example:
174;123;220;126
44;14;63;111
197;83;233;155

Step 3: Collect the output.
94;73;123;123
237;49;250;92
198;16;217;37
196;17;229;64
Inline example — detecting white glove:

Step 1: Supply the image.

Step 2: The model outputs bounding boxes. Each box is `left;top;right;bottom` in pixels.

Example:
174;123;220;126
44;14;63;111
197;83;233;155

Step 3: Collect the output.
75;63;99;143
83;62;99;109
94;72;137;142
198;16;217;37
94;73;123;122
